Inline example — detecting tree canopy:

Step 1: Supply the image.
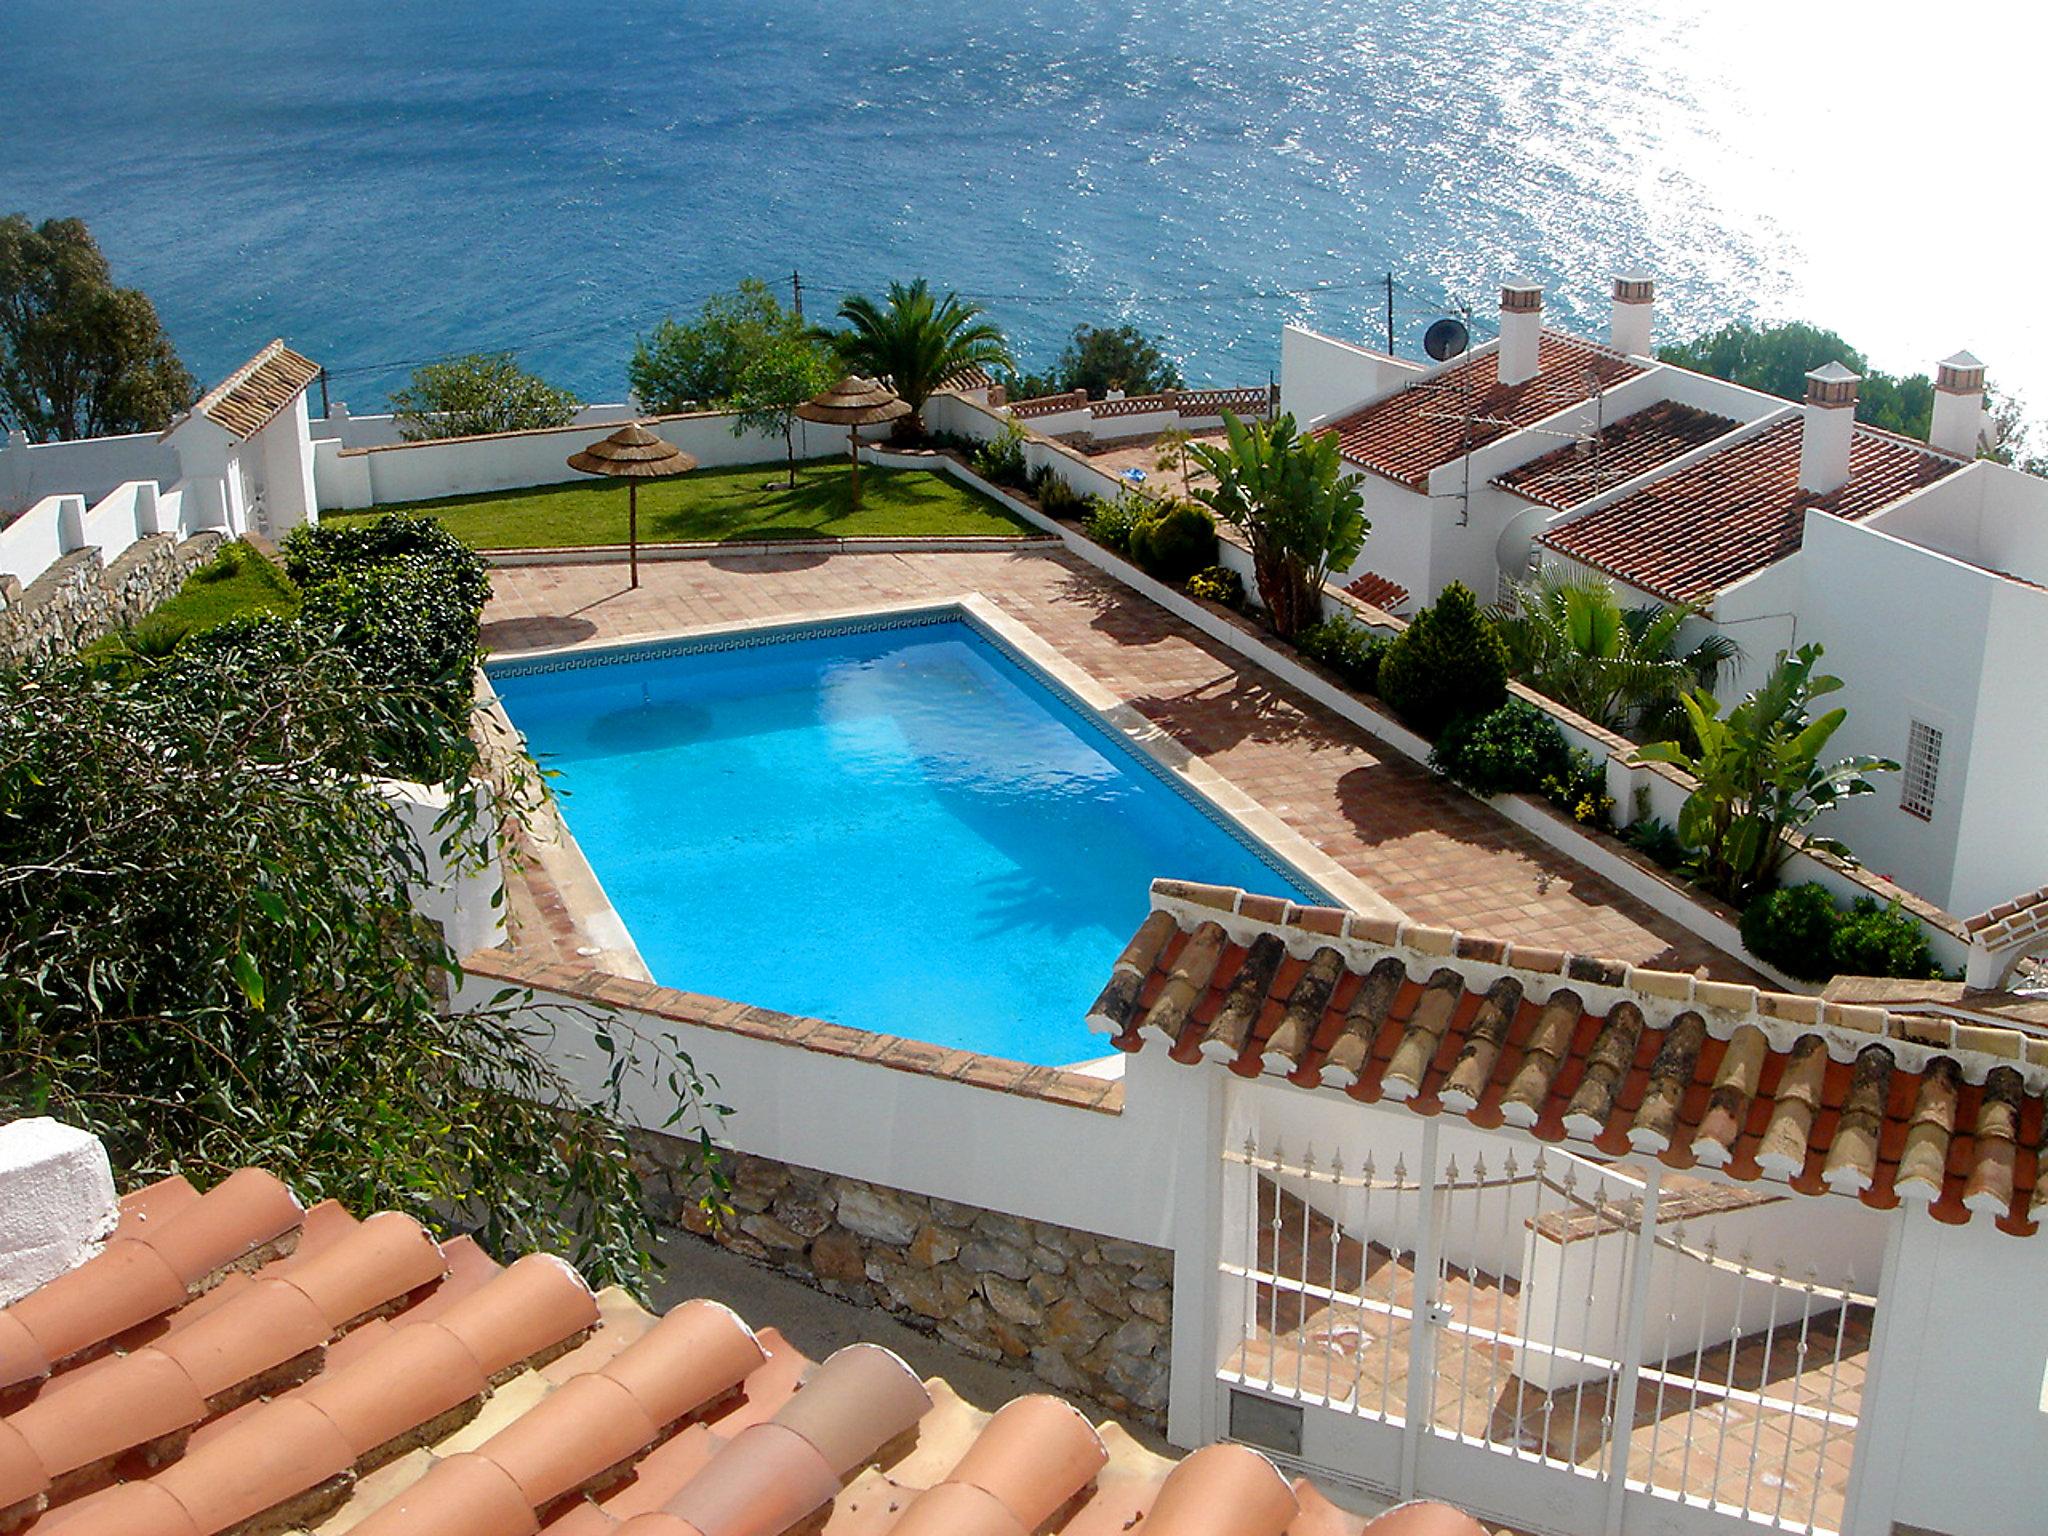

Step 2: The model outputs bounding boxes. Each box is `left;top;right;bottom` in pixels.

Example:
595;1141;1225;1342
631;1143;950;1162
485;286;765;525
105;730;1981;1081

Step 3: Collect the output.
834;278;1013;434
629;279;819;414
1658;320;1936;438
0;214;196;442
729;329;838;488
1007;323;1184;401
391;353;579;441
1;521;715;1289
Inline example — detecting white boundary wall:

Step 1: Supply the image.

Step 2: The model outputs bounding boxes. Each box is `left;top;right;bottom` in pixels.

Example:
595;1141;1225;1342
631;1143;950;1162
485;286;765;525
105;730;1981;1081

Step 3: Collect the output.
314;411;886;511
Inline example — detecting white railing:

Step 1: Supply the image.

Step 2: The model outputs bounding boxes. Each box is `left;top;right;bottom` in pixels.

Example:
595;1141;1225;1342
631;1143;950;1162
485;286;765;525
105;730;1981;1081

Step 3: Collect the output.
1219;1127;1873;1536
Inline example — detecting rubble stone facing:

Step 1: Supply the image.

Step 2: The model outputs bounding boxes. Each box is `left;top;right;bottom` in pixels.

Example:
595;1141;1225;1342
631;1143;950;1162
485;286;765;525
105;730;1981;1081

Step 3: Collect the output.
0;532;223;664
629;1132;1174;1422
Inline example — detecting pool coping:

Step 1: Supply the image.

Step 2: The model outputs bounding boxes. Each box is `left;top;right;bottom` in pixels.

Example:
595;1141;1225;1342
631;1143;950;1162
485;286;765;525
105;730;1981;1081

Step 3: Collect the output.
471;593;1397;1109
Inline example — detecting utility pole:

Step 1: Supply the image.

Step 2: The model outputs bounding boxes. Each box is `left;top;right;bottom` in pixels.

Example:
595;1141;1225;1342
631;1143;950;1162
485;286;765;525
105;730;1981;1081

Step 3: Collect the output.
1385;272;1396;356
791;268;804;322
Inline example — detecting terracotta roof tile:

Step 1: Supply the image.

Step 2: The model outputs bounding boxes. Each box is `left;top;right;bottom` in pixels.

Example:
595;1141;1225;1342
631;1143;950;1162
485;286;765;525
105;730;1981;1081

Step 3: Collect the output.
1492;400;1739;510
1101;882;2048;1235
182;340;322;442
1327;332;1646;488
1341;571;1410;611
1536;415;1964;603
0;1169;1492;1536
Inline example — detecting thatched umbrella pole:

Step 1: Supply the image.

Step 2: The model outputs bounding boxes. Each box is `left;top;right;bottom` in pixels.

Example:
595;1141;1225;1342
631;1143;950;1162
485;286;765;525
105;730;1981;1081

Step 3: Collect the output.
566;422;698;589
793;376;911;512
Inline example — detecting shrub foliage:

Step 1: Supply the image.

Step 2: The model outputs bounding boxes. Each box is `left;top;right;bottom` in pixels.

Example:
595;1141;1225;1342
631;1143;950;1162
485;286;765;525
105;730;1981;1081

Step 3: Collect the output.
1129;500;1218;583
1;513;716;1290
1297;617;1388;694
1430;701;1571;798
1740;882;1940;981
1376;582;1509;736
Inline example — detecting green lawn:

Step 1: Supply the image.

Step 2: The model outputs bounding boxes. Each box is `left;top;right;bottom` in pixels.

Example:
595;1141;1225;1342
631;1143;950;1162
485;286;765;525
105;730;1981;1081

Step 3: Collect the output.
338;460;1031;549
141;542;299;640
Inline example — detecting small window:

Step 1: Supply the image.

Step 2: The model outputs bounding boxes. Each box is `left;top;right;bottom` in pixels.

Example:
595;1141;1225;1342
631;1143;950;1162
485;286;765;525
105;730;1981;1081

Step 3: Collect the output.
1901;721;1942;820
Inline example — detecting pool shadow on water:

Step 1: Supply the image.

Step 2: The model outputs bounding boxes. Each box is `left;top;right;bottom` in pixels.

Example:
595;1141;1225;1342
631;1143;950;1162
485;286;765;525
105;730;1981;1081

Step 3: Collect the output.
583;697;719;753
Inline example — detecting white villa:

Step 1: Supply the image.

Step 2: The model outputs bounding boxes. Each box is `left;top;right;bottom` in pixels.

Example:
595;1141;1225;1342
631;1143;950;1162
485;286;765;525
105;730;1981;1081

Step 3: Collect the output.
1280;282;2048;920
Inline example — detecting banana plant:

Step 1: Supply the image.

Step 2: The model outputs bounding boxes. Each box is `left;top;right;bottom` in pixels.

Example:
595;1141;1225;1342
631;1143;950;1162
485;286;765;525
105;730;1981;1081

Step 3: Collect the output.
1637;644;1896;907
1187;411;1367;638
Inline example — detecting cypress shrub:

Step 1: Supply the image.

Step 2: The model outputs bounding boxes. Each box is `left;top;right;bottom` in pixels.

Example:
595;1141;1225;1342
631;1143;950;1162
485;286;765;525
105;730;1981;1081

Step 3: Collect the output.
1376;582;1509;735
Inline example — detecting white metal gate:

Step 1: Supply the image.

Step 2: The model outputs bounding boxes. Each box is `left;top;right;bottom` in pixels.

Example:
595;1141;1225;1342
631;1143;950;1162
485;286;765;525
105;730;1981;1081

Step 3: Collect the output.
1218;1122;1874;1536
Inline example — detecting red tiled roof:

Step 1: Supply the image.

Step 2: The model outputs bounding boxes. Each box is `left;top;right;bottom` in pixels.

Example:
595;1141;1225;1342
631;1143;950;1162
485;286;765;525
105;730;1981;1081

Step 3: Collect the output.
1342;571;1410;612
176;340;321;442
1328;332;1646;489
1492;401;1739;511
1090;881;2048;1235
1536;416;1963;603
937;364;993;393
0;1165;1485;1536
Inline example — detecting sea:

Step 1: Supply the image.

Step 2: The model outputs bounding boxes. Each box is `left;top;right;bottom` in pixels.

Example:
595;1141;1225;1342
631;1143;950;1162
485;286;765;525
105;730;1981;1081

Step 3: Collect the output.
2;0;2042;414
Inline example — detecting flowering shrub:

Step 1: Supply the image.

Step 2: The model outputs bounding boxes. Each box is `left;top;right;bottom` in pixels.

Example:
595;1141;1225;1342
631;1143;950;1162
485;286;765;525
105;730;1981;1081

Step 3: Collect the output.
1186;564;1246;610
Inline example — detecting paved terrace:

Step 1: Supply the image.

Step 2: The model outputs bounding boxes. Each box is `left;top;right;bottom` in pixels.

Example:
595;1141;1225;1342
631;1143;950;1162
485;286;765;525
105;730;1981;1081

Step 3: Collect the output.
482;547;1749;979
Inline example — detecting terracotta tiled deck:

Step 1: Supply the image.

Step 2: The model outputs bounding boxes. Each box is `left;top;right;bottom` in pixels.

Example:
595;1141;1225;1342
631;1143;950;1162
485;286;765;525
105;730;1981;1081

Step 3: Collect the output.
483;547;1749;980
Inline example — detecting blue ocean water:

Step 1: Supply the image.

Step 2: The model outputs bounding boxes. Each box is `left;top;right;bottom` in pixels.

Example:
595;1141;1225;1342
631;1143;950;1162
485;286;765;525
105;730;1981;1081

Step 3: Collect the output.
490;620;1320;1064
4;0;2041;411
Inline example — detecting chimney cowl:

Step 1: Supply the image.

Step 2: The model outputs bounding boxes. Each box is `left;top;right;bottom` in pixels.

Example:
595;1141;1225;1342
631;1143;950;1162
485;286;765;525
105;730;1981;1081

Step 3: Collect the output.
1805;362;1861;411
1500;282;1544;315
1612;273;1655;304
1936;350;1986;395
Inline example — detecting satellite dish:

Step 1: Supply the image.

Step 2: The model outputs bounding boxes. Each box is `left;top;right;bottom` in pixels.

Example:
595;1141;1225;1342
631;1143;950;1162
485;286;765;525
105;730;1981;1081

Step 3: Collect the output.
1424;318;1470;362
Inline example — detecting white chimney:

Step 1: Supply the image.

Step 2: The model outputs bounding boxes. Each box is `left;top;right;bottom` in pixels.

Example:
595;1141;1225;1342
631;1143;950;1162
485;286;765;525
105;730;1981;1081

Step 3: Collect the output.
1497;282;1544;387
1798;363;1860;495
1929;350;1987;459
1609;273;1655;357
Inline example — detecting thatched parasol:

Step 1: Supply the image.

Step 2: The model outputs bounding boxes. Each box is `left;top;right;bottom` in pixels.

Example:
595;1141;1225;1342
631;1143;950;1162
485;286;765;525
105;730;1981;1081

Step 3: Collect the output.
566;422;697;588
793;376;910;510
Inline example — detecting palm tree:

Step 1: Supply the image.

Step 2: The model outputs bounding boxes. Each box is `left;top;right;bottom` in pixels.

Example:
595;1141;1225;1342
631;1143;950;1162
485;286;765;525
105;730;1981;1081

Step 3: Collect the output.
834;279;1013;437
1491;569;1737;735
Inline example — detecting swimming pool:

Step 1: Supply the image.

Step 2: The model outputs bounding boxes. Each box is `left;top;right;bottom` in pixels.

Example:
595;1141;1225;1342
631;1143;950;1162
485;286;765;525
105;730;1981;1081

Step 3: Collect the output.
490;610;1326;1065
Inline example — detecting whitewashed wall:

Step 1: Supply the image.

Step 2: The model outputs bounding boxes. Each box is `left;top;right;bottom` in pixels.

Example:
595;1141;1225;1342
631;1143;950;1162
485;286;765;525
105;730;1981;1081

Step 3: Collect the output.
1278;324;1425;429
317;411;884;511
379;778;506;960
0;427;180;516
473;970;1209;1251
1849;1213;2048;1536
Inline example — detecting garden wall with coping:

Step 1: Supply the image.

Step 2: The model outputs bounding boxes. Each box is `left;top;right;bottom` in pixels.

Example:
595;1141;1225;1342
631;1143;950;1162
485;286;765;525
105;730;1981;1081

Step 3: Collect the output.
0;529;223;665
315;410;894;512
913;392;1974;980
632;1134;1174;1421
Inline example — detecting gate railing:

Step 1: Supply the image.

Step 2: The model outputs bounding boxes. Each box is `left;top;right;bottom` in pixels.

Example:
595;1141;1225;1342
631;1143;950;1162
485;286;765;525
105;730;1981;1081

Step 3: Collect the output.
1219;1131;1872;1536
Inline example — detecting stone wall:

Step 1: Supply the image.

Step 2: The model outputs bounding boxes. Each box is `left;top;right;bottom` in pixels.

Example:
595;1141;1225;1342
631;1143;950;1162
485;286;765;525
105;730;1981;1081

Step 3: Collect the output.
632;1134;1174;1423
0;531;222;665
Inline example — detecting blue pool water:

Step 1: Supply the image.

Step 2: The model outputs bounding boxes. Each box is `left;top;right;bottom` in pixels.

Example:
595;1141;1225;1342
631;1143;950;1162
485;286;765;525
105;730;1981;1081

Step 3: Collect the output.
490;615;1321;1065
